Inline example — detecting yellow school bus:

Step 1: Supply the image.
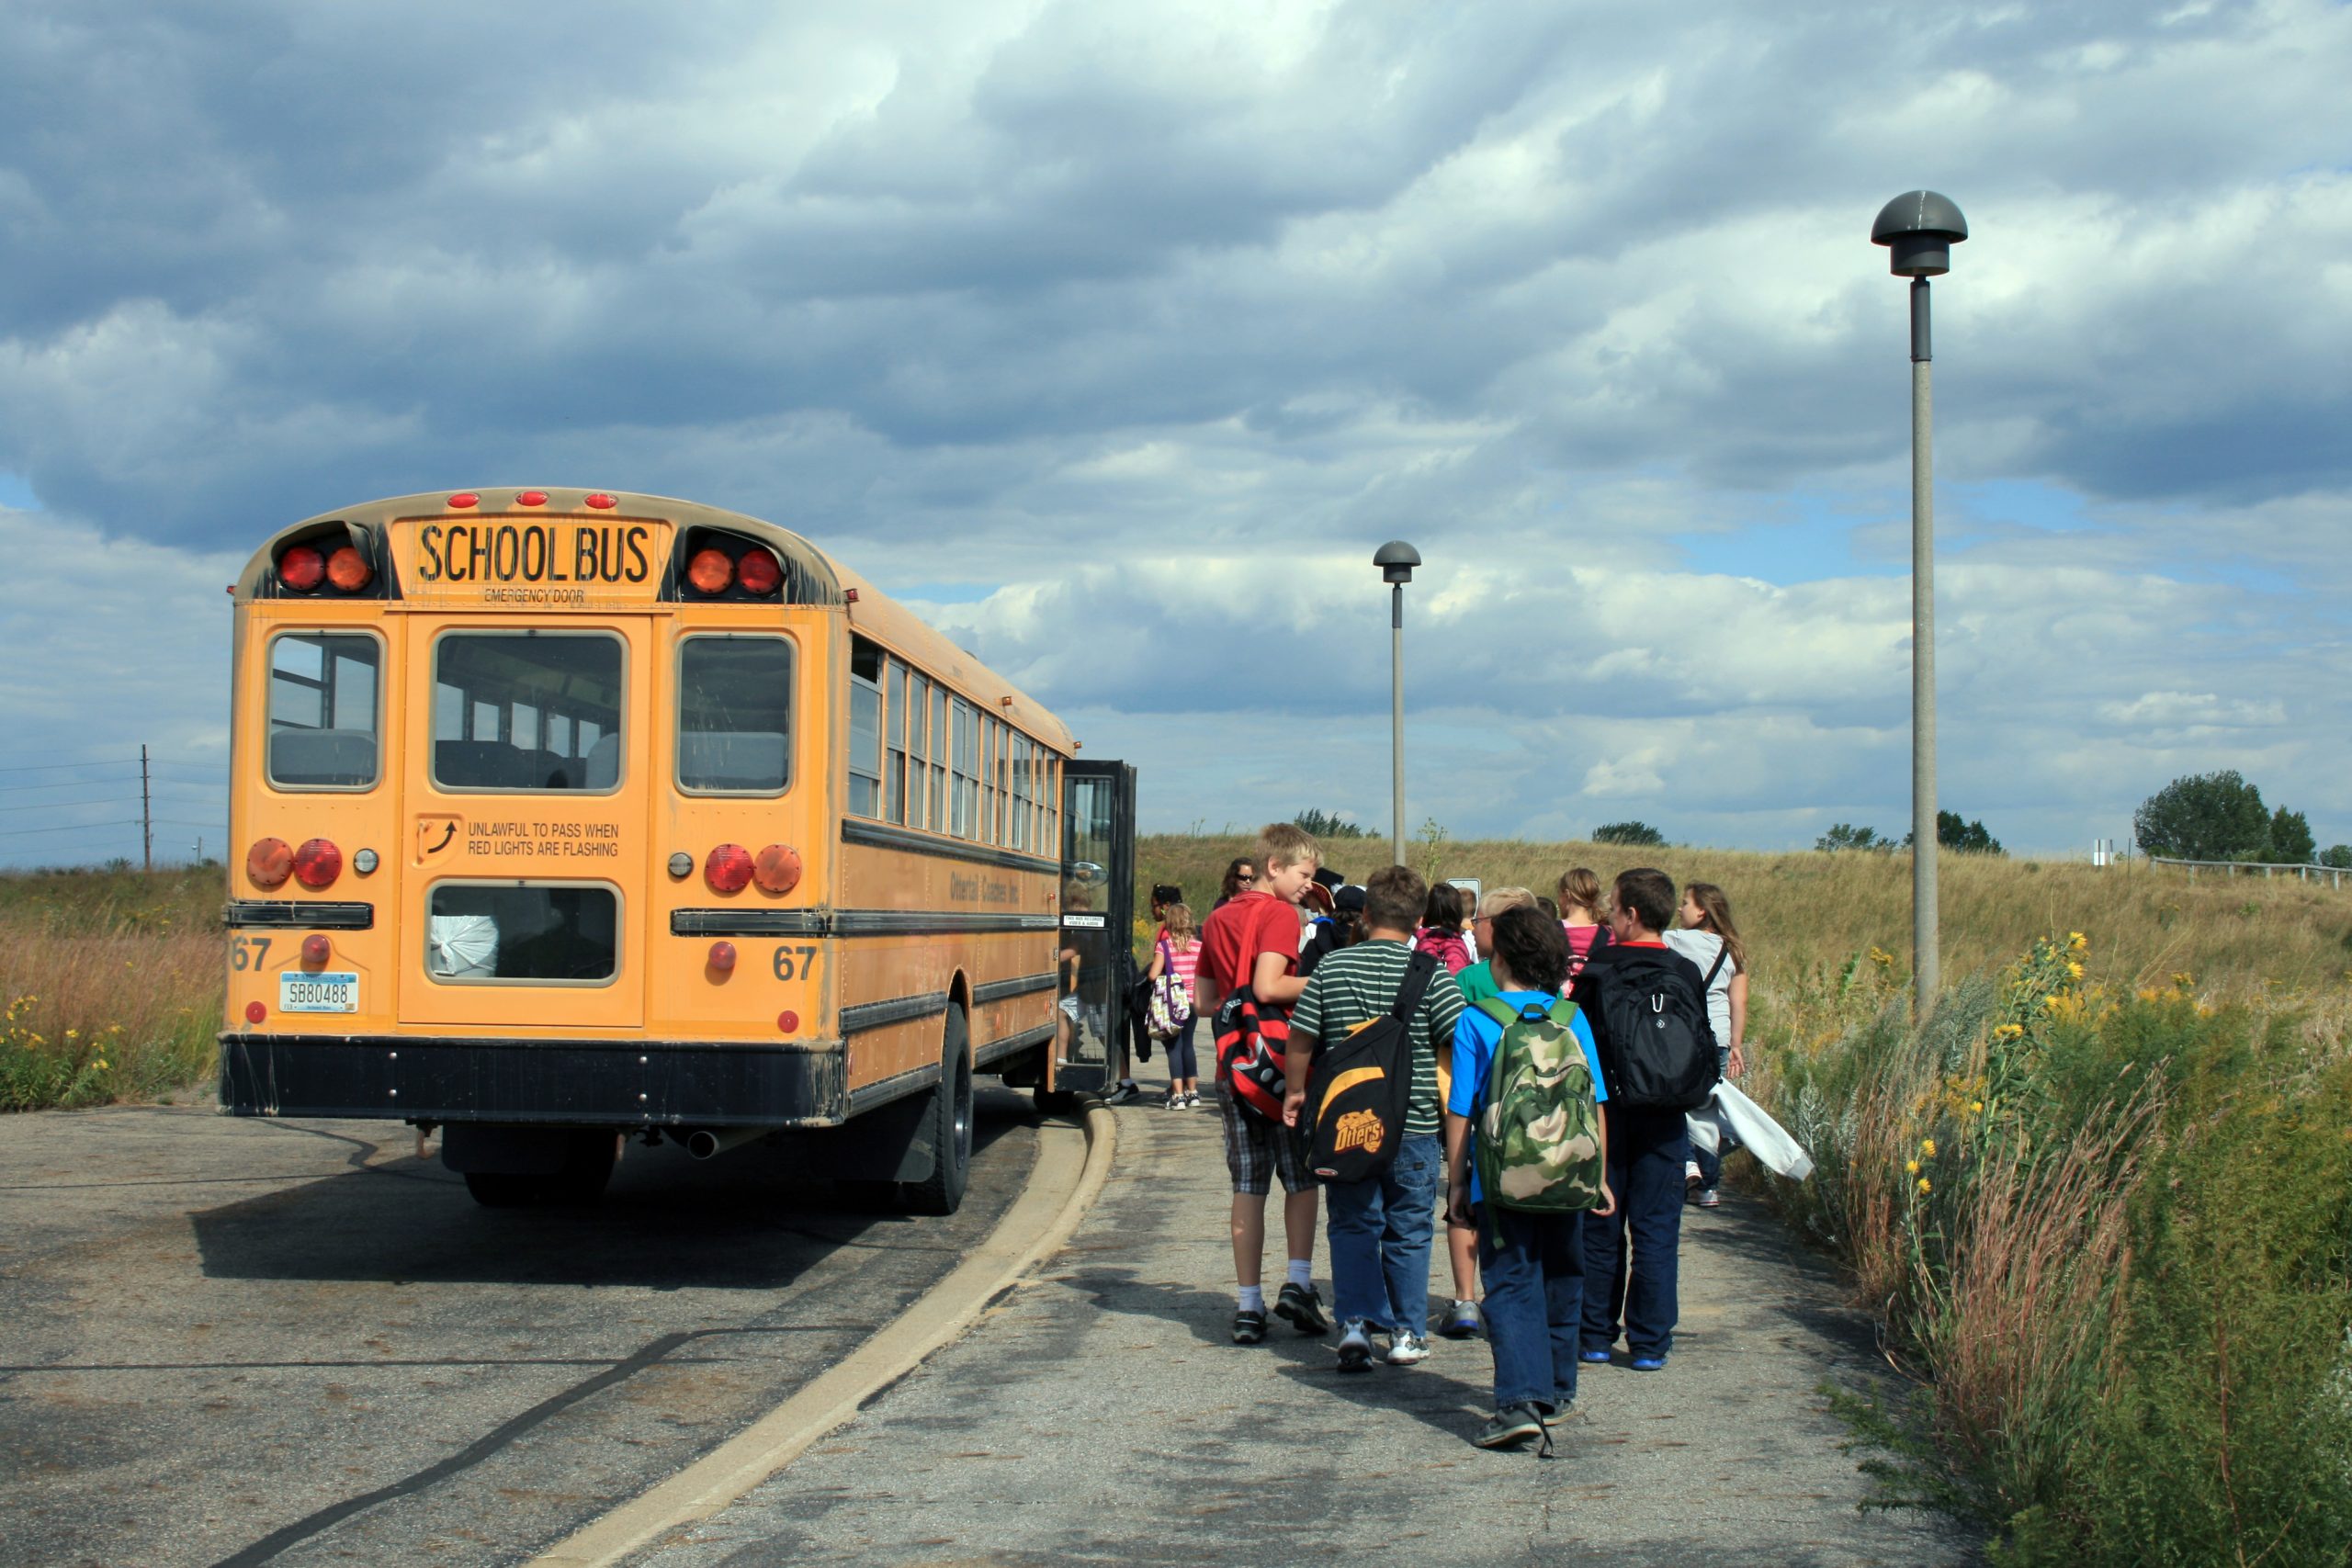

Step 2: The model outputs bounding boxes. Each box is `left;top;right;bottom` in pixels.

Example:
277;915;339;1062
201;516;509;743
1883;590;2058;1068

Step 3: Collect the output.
218;488;1137;1212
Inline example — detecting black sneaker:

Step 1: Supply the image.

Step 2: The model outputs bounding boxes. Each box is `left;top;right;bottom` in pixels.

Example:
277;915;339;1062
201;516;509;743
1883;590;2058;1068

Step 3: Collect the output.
1475;1403;1554;1454
1232;1308;1268;1344
1274;1281;1330;1337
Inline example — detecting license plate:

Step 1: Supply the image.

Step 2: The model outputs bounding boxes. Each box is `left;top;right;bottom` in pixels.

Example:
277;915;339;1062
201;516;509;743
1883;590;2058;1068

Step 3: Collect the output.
280;972;359;1014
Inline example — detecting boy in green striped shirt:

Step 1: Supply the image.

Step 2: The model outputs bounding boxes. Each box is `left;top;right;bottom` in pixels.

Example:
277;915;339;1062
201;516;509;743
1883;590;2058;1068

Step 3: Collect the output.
1283;864;1466;1371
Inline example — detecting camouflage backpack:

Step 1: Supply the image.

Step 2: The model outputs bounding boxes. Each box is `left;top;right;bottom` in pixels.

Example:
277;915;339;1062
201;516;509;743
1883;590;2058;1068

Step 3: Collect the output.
1472;997;1606;1230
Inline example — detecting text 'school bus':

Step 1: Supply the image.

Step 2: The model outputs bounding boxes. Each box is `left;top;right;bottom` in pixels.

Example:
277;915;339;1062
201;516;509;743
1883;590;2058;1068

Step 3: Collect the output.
218;489;1136;1213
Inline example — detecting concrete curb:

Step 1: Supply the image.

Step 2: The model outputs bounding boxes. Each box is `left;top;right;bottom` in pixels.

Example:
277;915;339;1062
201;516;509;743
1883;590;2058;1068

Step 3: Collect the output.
526;1100;1117;1568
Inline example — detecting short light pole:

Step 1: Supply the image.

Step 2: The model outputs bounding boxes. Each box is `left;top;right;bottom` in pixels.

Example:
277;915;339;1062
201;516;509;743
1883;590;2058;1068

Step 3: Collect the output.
1374;541;1420;868
1872;190;1968;1018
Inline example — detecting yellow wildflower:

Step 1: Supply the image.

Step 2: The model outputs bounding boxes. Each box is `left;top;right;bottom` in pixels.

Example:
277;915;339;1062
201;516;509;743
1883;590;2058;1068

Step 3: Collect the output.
1996;1023;2025;1040
1920;1138;1937;1158
1970;1100;1984;1113
1905;1159;1920;1175
1917;1178;1932;1194
2066;960;2085;979
65;1029;78;1041
94;1058;108;1071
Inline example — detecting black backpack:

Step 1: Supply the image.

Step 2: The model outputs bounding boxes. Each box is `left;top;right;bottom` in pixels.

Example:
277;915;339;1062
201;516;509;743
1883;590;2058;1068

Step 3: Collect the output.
1593;947;1720;1111
1305;950;1441;1184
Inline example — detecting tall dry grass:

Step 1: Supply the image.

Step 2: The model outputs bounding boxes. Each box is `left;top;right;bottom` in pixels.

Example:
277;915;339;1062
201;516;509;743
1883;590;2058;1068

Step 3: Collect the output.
0;866;223;1109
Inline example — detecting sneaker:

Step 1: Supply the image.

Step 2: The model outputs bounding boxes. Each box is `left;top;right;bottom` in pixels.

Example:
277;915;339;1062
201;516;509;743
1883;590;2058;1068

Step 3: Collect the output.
1335;1319;1375;1372
1684;1159;1703;1190
1630;1354;1667;1371
1161;1091;1183;1110
1696;1188;1722;1208
1542;1396;1576;1427
1474;1403;1554;1455
1439;1298;1485;1339
1579;1348;1612;1364
1275;1281;1330;1337
1232;1309;1268;1344
1104;1080;1142;1106
1385;1330;1430;1366
1181;1093;1200;1110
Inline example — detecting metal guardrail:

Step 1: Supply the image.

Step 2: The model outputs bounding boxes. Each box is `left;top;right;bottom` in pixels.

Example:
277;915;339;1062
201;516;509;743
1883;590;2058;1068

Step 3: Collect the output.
2148;856;2347;888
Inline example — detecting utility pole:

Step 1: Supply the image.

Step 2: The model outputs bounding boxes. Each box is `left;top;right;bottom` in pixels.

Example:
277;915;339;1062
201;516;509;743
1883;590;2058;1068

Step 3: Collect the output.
140;743;153;872
1373;542;1421;867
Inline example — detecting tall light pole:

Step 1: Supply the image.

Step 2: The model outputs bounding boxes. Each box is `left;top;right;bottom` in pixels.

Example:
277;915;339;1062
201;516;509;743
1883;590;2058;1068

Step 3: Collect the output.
1374;541;1420;867
1872;190;1968;1017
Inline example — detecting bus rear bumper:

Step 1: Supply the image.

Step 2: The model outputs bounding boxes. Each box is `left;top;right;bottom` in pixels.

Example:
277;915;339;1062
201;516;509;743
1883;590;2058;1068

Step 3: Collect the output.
216;1033;854;1128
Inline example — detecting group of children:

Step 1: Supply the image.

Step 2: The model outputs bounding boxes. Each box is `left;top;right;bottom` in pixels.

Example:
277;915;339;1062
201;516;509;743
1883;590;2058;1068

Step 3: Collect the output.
1154;823;1749;1451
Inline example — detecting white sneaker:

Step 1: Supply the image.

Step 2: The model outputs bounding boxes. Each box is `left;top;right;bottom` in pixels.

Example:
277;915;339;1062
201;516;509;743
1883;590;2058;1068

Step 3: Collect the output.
1385;1329;1430;1366
1335;1319;1374;1372
1684;1158;1703;1190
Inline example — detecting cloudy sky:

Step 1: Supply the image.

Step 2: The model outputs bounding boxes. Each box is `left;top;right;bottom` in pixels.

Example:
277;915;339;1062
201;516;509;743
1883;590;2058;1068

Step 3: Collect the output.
1;0;2346;865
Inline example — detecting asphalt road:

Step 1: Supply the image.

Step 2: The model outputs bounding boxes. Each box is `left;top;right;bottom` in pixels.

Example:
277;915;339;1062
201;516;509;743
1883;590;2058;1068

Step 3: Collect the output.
0;1087;1046;1568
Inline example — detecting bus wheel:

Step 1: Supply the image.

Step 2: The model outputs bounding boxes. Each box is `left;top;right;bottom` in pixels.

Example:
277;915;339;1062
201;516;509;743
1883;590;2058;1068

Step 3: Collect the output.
900;1012;973;1216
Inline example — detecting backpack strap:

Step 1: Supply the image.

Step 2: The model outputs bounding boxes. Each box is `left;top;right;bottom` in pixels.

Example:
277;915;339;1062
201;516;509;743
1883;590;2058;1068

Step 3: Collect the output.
1389;949;1441;1021
1544;997;1579;1029
1701;943;1729;988
1473;997;1521;1029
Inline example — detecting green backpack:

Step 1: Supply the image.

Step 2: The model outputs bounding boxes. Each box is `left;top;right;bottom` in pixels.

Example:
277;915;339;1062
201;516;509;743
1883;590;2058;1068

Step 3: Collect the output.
1472;997;1606;1231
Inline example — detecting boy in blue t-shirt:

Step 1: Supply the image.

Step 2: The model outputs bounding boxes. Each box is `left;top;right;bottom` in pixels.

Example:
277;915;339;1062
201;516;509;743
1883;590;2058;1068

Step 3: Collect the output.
1443;906;1613;1451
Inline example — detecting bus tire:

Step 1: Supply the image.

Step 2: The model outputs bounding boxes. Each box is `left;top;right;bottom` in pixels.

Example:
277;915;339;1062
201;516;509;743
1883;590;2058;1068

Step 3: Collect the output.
899;1011;973;1217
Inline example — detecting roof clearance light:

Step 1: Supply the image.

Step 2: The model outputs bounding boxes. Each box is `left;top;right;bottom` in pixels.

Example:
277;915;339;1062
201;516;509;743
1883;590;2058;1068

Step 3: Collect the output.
737;548;783;596
326;546;373;592
447;492;480;509
292;838;343;889
277;547;325;592
706;843;753;894
753;843;803;895
247;837;294;889
686;547;735;595
585;492;616;509
515;490;548;506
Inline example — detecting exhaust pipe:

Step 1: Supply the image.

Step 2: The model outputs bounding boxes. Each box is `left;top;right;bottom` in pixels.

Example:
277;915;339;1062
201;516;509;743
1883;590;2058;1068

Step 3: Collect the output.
686;1125;768;1161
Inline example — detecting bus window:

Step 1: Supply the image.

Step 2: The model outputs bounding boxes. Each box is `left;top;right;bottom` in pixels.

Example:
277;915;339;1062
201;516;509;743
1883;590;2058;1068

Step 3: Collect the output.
885;661;908;824
905;671;930;828
848;638;882;818
930;685;949;832
432;633;623;793
1010;735;1030;851
677;636;793;794
266;631;381;789
426;882;618;984
951;699;978;838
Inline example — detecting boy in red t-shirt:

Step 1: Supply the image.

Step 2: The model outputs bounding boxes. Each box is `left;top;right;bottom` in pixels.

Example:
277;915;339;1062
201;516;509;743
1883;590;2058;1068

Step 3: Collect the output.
1193;822;1327;1345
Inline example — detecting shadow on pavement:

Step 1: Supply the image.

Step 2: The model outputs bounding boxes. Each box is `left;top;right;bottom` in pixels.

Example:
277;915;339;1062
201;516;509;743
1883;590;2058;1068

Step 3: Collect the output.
190;1089;1039;1291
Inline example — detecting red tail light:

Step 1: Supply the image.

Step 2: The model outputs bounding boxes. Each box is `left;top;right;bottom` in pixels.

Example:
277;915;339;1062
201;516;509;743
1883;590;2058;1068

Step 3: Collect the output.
292;838;343;889
686;548;734;595
707;941;737;973
753;843;803;895
300;934;331;965
706;843;752;893
737;548;782;596
277;547;325;592
326;546;372;592
247;837;293;889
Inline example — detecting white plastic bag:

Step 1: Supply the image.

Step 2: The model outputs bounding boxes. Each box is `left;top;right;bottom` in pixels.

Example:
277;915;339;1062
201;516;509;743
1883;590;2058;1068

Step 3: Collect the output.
1687;1079;1814;1180
427;914;499;977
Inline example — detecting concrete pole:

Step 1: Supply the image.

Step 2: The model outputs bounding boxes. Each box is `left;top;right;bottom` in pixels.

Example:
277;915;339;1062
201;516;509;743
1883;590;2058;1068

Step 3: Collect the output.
1390;582;1407;869
1910;277;1939;1016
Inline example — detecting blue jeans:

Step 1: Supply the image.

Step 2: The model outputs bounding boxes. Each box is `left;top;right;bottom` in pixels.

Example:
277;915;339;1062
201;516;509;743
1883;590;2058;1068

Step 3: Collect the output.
1580;1106;1690;1359
1163;1015;1199;1081
1324;1133;1441;1335
1476;1203;1586;1412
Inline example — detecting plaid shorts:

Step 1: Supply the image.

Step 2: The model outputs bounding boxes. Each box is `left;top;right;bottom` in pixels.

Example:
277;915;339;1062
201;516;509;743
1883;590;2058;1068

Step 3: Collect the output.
1219;1080;1314;1196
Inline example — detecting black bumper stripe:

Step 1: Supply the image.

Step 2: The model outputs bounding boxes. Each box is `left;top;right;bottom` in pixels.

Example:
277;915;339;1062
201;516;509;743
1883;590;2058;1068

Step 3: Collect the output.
225;900;375;931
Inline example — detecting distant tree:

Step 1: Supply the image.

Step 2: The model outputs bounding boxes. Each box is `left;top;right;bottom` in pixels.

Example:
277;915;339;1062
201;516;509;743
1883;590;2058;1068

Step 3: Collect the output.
1938;810;2005;855
1816;823;1888;852
2267;807;2316;865
1292;808;1369;840
2133;771;2270;862
1593;820;1667;847
2321;845;2352;870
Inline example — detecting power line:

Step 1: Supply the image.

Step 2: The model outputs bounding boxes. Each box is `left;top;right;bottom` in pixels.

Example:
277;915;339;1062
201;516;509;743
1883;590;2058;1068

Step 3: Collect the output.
0;818;139;838
0;796;141;815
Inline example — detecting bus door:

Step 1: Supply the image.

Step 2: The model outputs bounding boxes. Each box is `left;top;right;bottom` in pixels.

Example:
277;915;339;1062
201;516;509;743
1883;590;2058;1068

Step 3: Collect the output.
395;618;652;1031
1056;760;1136;1093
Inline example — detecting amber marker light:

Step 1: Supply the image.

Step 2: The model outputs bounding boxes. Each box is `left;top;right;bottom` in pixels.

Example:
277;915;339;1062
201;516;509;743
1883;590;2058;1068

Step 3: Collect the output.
326;546;373;592
247;837;293;889
753;844;803;895
686;547;734;595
